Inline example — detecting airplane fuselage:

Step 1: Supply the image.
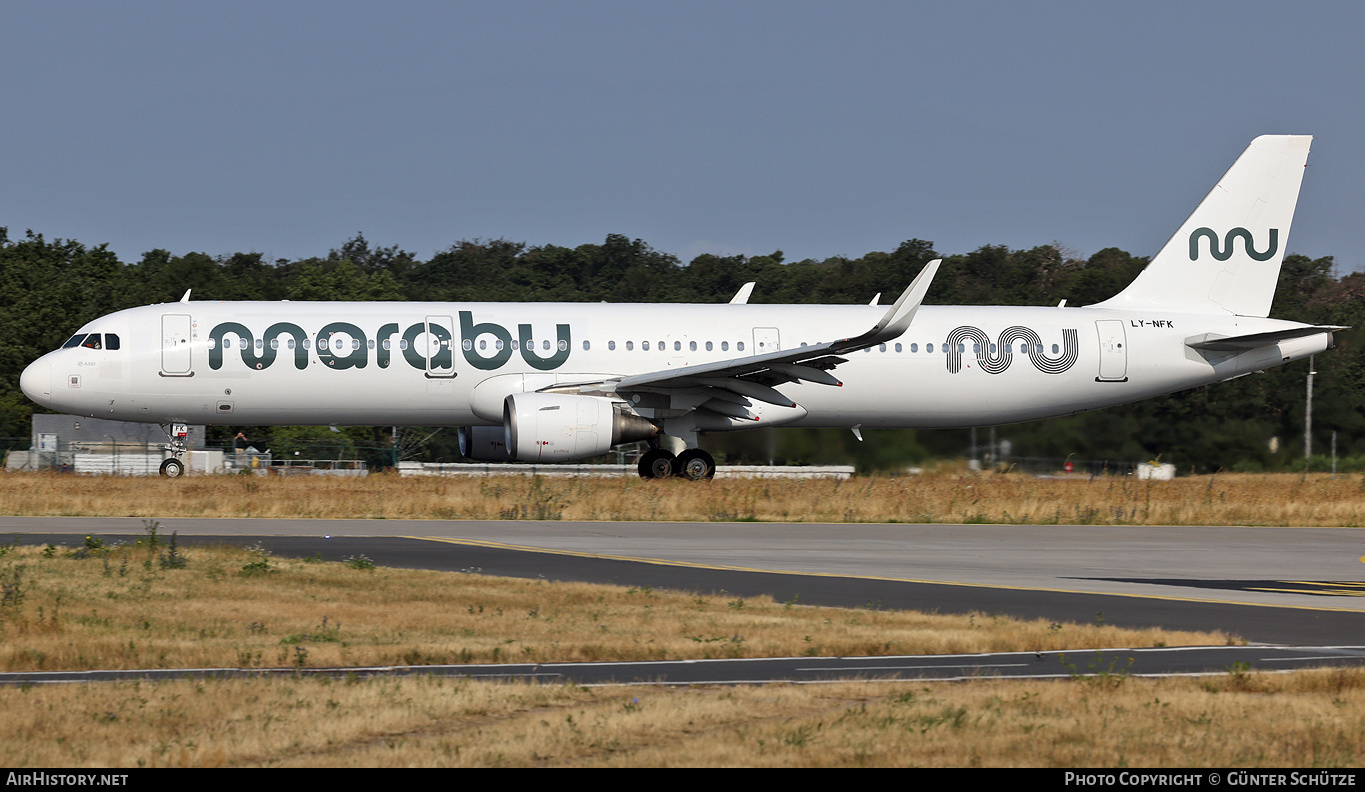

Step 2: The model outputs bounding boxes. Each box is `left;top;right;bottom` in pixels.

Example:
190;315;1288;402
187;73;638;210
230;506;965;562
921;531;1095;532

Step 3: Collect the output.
21;300;1328;430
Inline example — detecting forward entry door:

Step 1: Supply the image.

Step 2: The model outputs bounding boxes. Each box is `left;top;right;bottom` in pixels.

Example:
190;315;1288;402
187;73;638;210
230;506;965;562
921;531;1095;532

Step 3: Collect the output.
161;314;193;376
425;315;456;378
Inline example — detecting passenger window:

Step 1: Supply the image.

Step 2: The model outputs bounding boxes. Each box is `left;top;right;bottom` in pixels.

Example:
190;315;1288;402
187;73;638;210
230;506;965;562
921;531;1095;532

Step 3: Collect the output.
288;339;296;350
674;341;682;351
705;341;713;351
721;341;729;351
270;339;279;350
1052;344;1059;354
927;343;934;353
895;343;902;353
642;341;650;351
582;341;590;351
608;340;616;351
626;341;634;350
910;343;918;353
255;339;264;350
737;341;745;351
689;341;696;351
239;338;248;350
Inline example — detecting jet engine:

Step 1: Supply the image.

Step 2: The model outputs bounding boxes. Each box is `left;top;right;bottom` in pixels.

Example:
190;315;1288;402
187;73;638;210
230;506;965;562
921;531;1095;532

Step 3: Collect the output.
457;425;511;462
503;392;656;462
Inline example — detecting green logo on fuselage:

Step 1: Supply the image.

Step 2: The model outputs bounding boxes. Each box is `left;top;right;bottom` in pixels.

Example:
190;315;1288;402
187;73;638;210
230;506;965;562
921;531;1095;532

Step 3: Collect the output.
206;315;571;373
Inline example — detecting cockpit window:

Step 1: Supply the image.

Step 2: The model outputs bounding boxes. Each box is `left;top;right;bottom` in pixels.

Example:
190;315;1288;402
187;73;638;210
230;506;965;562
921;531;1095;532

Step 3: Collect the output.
61;333;119;351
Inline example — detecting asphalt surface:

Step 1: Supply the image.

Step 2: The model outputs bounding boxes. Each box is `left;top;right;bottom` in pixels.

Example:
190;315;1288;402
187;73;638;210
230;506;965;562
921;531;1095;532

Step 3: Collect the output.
5;516;1365;647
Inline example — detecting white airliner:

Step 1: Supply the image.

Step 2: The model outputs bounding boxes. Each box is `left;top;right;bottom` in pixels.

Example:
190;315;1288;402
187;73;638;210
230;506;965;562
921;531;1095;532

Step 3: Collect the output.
20;135;1339;479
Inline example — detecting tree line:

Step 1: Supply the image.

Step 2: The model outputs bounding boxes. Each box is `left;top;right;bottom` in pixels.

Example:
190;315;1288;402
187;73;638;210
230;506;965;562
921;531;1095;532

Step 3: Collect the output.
1;226;1359;472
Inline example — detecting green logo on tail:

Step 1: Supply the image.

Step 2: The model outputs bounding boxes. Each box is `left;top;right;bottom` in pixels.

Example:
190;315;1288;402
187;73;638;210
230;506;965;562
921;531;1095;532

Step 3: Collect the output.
1189;227;1279;262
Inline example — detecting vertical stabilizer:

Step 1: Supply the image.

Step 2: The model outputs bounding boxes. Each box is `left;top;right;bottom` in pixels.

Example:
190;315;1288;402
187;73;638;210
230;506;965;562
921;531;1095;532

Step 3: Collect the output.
1092;135;1311;317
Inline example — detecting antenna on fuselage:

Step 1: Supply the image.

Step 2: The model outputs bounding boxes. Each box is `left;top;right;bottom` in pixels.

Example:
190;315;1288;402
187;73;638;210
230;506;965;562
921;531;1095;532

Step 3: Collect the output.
179;289;192;303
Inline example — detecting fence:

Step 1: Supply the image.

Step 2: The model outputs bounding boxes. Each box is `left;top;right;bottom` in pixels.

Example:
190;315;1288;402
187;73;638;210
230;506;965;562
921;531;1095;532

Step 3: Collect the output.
2;439;225;475
398;462;855;479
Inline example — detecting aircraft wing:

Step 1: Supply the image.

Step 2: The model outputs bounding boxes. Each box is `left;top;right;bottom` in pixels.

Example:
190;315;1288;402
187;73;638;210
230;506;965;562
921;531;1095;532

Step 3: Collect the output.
548;260;939;418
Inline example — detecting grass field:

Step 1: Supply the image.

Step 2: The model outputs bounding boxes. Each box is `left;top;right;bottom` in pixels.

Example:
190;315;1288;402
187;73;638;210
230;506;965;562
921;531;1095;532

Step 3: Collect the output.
2;469;1364;526
0;470;1359;766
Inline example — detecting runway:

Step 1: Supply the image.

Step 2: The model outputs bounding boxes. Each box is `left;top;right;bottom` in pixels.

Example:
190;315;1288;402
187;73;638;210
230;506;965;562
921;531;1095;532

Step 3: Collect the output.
5;516;1365;646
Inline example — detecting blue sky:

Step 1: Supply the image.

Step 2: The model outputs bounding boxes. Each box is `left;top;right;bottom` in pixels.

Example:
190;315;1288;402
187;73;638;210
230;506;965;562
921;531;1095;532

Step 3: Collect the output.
4;1;1362;273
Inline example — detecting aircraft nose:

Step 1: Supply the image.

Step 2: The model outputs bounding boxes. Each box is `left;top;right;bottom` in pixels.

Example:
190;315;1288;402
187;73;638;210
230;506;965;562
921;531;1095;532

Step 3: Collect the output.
20;358;51;408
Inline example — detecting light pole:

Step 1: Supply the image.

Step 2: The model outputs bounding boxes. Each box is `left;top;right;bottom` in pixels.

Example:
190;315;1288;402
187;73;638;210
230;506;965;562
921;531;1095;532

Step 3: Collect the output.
1305;355;1316;459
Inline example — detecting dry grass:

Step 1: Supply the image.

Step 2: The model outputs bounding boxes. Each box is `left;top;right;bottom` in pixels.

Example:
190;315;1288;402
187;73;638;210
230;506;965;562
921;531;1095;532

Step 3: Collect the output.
5;470;1357;767
0;543;1227;672
5;669;1365;767
3;469;1365;526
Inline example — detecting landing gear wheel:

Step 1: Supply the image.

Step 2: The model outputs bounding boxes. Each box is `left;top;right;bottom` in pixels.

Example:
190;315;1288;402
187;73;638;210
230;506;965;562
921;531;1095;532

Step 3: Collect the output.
638;449;676;479
159;458;185;478
673;449;716;481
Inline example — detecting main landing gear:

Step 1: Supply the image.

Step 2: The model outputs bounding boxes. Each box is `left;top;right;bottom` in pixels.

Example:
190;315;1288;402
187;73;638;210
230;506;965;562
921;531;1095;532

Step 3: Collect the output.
637;447;716;481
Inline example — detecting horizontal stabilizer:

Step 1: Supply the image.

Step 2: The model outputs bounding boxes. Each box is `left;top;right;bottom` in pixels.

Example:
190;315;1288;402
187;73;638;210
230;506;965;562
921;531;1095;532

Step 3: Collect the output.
1185;325;1345;351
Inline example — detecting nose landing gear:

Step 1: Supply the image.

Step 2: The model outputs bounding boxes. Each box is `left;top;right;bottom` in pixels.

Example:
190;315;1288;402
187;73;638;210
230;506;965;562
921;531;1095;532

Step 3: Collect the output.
159;422;190;478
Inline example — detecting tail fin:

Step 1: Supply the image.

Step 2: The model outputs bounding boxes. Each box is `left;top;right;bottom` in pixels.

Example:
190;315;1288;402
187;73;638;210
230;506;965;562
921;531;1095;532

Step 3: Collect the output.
1092;135;1312;317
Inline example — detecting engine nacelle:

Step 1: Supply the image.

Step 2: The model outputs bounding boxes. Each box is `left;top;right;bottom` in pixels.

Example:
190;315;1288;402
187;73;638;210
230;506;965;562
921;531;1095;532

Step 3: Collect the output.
458;425;511;462
504;392;656;462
